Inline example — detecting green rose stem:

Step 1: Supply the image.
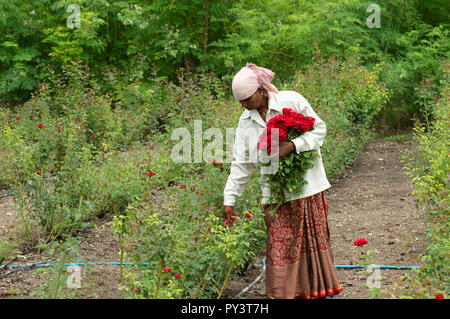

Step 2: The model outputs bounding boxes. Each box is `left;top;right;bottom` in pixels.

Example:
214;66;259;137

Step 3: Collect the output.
154;255;165;299
119;220;124;285
193;265;211;299
17;182;34;245
217;261;235;299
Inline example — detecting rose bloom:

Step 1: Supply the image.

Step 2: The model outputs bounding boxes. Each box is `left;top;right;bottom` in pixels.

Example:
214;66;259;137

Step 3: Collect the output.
329;130;334;135
174;273;181;279
435;294;444;299
38;124;43;128
16;116;21;120
37;171;41;175
163;267;171;273
90;135;95;139
246;212;253;219
180;184;186;189
147;172;155;177
354;238;368;247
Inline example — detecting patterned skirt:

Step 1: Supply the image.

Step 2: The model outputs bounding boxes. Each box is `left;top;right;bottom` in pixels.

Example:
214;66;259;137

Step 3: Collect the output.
264;191;343;299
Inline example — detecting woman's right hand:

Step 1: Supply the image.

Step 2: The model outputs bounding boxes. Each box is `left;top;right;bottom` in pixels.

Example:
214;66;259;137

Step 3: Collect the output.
223;206;234;224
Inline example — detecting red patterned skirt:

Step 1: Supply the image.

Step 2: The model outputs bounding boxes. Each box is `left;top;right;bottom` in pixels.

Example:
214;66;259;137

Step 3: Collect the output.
264;191;343;299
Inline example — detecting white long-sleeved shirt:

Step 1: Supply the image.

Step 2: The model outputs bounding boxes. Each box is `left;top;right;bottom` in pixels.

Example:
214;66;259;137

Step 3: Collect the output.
223;90;331;206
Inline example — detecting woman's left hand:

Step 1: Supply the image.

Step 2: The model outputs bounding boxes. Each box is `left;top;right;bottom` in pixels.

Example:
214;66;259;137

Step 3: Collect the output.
278;141;296;161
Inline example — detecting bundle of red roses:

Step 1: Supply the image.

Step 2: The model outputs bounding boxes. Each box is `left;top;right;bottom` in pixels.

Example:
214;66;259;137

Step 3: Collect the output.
258;108;318;203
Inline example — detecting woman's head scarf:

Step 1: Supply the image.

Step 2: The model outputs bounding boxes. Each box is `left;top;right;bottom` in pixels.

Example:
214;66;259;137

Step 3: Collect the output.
232;63;279;101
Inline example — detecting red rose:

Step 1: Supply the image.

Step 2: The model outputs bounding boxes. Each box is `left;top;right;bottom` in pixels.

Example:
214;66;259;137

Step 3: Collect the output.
174;273;181;279
38;124;43;128
354;238;368;247
329;130;334;135
147;172;155;177
180;184;186;189
435;294;444;299
217;162;223;166
90;135;95;139
142;130;146;134
434;99;437;102
191;186;196;191
246;212;253;219
436;95;440;99
136;287;141;293
7;121;11;124
16;116;21;120
163;267;171;273
185;118;190;122
37;171;41;175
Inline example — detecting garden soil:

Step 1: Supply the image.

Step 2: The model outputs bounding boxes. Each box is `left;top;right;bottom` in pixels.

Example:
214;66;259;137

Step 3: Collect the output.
0;139;427;299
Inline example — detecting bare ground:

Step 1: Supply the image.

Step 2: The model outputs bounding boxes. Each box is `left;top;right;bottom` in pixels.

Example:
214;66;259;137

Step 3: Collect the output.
0;139;427;299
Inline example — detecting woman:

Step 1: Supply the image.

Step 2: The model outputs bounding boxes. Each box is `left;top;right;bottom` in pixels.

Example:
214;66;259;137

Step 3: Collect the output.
223;63;343;299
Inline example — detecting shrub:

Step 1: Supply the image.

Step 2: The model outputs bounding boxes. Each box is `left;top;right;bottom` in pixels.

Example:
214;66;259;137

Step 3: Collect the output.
400;60;449;298
292;48;391;178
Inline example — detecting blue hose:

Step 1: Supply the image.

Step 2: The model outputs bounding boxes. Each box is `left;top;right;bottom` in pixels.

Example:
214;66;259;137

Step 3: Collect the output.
0;262;420;269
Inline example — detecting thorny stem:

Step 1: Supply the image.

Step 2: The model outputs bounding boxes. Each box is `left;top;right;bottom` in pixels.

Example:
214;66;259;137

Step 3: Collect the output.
154;255;165;299
217;262;235;299
193;265;211;299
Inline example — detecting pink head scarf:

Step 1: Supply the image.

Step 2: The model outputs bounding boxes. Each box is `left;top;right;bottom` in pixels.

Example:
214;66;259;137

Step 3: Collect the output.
232;63;279;101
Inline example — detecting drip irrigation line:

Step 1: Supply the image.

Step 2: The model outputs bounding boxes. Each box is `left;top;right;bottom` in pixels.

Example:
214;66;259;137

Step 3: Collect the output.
0;216;113;272
334;265;421;270
233;256;266;299
0;193;11;199
1;261;420;270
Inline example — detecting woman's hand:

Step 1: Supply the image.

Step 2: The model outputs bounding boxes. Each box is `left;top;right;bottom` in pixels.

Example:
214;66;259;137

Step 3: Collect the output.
223;206;234;224
278;141;296;161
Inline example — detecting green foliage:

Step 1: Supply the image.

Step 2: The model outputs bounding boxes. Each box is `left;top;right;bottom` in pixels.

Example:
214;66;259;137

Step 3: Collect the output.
292;48;391;178
29;235;97;299
400;60;449;298
262;149;318;204
1;0;448;133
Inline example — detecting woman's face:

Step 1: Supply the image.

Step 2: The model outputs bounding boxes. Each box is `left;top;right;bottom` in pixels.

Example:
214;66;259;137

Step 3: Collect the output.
239;88;266;110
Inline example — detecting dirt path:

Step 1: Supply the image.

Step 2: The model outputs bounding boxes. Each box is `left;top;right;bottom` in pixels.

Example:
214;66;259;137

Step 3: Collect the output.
0;139;427;299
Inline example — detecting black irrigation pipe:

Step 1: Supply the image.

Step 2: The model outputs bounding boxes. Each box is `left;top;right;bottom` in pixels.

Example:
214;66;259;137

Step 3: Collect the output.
0;216;114;278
